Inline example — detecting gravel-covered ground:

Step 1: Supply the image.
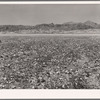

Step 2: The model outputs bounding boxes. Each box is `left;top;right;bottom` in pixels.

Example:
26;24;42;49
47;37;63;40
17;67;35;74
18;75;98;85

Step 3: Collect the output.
0;35;100;89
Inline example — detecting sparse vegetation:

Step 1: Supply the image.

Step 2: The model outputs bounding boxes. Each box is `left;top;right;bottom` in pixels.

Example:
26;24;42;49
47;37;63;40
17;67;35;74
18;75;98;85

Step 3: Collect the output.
0;36;100;89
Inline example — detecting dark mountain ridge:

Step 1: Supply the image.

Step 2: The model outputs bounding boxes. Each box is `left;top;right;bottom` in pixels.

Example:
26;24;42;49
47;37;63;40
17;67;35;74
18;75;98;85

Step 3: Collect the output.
0;21;100;32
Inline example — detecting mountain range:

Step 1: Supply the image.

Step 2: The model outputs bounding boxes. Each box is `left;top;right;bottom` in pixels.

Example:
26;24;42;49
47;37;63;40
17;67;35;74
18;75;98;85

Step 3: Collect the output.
0;21;100;33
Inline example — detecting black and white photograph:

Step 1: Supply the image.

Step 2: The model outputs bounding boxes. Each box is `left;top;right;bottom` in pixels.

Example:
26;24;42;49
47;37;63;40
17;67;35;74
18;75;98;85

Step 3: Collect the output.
0;2;100;90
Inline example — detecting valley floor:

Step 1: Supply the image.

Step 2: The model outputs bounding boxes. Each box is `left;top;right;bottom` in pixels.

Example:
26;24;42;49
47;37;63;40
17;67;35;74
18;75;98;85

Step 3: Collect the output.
0;35;100;89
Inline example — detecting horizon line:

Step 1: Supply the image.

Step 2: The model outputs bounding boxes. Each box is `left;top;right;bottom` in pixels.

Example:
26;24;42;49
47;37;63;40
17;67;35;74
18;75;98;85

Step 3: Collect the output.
0;20;99;26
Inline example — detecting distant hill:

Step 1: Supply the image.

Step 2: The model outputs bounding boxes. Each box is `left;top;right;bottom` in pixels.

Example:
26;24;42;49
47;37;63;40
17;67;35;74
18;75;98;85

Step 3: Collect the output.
0;25;34;32
84;20;100;28
32;21;100;33
0;21;100;33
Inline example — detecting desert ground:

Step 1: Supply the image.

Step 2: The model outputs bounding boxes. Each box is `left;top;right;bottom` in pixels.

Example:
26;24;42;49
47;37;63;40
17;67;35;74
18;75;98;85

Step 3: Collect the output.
0;34;100;89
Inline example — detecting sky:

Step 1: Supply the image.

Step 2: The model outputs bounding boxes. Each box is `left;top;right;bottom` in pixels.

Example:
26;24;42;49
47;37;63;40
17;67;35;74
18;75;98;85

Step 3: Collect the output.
0;4;100;25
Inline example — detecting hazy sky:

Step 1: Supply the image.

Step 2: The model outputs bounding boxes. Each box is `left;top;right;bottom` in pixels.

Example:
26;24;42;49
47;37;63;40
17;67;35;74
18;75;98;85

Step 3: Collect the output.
0;4;100;25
